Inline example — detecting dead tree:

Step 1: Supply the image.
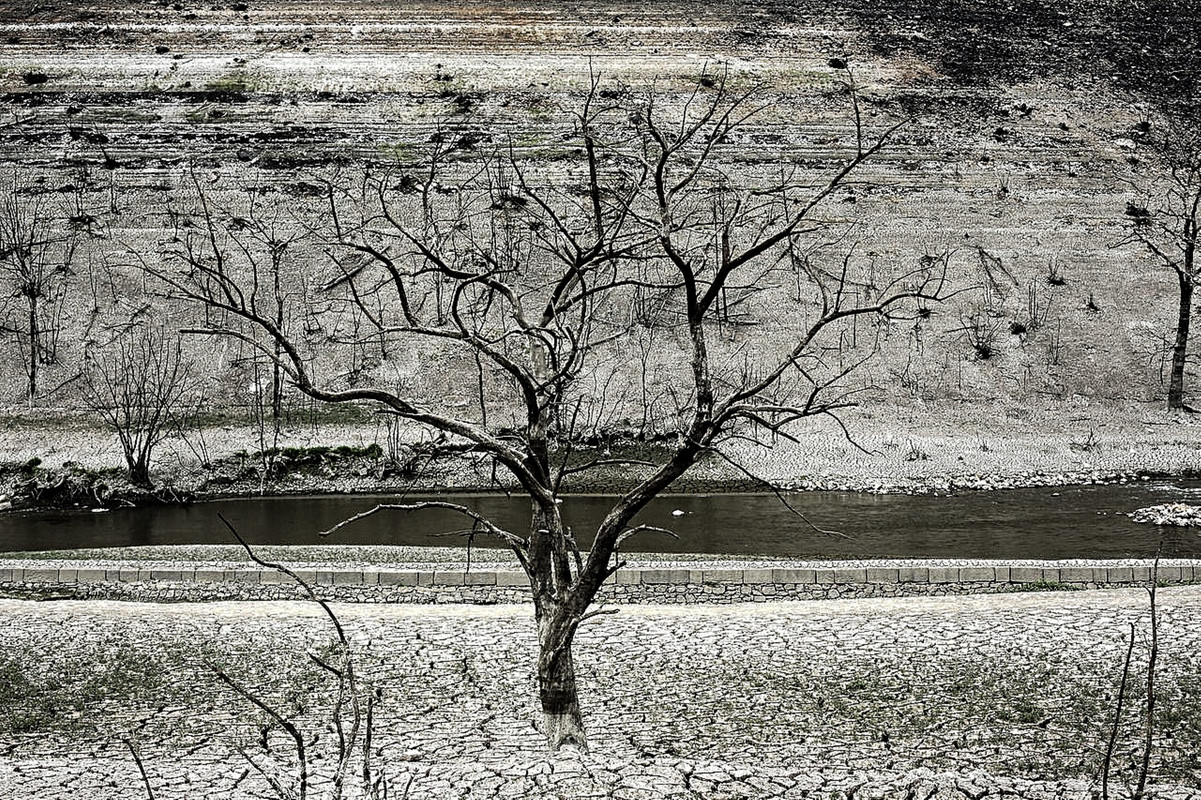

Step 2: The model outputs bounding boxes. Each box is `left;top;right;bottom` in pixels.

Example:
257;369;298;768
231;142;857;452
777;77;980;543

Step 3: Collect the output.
82;321;198;487
210;516;391;800
129;516;393;800
0;178;78;400
148;71;946;751
1100;556;1161;800
1123;118;1201;412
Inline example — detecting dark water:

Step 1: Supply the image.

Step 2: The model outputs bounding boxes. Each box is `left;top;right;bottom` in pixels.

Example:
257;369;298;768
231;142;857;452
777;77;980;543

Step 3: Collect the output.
3;482;1201;559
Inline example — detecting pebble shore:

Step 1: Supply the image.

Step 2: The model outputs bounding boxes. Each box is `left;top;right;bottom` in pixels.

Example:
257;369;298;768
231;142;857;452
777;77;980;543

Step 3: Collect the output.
4;402;1201;503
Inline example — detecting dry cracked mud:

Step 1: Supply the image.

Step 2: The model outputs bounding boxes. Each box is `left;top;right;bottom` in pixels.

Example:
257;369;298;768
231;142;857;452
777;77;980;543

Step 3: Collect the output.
1;589;1200;798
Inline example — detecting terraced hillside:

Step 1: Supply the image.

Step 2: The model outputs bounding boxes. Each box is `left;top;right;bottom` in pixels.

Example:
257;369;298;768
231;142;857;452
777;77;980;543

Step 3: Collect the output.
0;1;1195;420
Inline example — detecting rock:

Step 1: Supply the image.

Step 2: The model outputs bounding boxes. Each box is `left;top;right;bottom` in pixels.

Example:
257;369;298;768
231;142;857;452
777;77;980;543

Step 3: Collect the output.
1129;502;1201;526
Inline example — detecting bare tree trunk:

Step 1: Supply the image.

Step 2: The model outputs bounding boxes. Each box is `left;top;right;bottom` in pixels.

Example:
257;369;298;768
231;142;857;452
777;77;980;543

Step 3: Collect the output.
27;294;38;399
130;454;152;488
272;346;284;423
1168;275;1192;411
272;280;285;424
526;496;589;751
536;610;586;751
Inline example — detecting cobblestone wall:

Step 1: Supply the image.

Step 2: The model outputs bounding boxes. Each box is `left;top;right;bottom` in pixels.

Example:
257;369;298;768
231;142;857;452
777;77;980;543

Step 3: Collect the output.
1;563;1195;603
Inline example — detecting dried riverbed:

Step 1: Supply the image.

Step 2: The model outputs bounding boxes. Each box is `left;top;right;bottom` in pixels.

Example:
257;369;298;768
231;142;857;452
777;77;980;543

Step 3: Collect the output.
2;589;1200;799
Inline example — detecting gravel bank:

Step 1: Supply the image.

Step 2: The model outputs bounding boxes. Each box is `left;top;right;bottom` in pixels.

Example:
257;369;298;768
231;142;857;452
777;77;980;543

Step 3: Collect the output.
3;402;1201;503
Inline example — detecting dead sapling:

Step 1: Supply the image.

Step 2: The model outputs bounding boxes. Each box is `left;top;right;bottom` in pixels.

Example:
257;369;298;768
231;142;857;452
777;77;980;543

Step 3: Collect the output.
1100;553;1161;800
125;738;157;800
206;513;395;800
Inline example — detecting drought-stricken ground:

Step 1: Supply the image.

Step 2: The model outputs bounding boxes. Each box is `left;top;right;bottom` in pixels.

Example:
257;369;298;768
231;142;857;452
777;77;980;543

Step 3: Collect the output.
1;589;1200;799
3;6;1201;799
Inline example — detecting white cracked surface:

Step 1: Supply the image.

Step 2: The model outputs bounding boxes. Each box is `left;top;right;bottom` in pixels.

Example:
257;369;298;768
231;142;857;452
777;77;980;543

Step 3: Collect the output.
1;589;1200;799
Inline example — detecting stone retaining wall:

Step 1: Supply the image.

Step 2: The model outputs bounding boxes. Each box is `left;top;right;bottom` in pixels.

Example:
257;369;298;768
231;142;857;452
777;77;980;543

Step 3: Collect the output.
1;563;1195;603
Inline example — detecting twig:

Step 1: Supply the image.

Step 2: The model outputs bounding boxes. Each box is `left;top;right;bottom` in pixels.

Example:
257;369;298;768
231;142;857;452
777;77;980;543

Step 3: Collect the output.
233;743;293;800
709;448;849;538
212;666;308;800
124;738;157;800
614;524;679;547
317;502;525;552
1101;622;1136;800
219;512;349;646
1134;552;1161;800
362;687;377;797
579;607;620;624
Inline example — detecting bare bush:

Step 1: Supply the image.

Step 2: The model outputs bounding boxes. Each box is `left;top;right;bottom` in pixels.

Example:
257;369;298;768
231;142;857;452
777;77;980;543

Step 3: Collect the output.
0;176;79;400
127;516;394;800
82;321;199;487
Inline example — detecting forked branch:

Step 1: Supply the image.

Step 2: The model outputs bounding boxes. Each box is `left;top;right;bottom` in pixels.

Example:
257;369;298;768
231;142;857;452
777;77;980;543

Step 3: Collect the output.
317;501;530;573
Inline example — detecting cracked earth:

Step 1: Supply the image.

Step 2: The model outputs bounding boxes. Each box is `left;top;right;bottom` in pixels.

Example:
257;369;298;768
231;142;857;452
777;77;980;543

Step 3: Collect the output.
1;588;1200;798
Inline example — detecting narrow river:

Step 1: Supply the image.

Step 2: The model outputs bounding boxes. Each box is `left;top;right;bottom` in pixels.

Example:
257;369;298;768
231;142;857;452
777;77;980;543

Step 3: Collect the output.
3;481;1200;559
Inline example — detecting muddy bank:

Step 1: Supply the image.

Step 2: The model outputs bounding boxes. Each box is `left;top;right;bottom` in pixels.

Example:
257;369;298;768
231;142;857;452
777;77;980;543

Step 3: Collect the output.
0;441;768;513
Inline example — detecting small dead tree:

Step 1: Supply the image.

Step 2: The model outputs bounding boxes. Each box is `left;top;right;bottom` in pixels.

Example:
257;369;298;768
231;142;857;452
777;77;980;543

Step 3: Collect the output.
149;69;946;751
1100;556;1161;800
82;321;198;487
209;515;391;800
0;178;78;400
1122;117;1201;412
127;515;393;800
